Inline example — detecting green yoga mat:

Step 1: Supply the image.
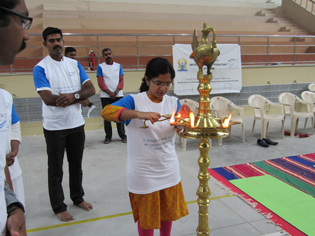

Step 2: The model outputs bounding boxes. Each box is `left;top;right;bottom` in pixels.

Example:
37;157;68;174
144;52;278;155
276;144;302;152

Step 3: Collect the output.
230;175;315;235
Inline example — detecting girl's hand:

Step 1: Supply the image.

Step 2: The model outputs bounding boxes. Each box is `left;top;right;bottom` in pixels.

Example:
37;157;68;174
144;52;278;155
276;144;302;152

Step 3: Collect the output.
138;112;161;124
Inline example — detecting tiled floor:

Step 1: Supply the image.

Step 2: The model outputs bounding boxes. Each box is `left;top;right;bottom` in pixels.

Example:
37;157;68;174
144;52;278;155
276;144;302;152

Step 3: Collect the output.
18;116;312;235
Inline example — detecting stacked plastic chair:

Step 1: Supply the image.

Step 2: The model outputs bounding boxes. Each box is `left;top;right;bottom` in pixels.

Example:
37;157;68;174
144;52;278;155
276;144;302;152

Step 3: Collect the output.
278;92;314;137
248;94;285;139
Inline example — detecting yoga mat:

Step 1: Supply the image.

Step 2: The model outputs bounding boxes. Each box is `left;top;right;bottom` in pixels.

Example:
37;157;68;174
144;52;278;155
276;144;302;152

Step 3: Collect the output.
231;175;315;236
209;153;315;235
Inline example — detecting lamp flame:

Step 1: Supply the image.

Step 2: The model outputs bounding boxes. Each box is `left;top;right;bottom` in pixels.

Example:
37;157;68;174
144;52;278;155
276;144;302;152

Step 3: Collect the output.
170;110;176;124
190;112;195;128
222;113;232;128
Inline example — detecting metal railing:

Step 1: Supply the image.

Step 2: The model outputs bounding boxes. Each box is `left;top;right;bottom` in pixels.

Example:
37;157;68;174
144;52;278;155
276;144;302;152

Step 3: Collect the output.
1;33;315;74
294;0;315;13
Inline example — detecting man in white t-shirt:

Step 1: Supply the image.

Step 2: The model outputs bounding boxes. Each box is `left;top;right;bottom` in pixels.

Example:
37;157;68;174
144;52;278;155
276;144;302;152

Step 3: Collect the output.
0;0;30;235
33;27;95;222
97;48;127;144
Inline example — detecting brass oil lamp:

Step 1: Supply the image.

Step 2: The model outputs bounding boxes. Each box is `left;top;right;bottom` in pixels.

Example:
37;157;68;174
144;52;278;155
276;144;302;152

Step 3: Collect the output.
171;23;231;236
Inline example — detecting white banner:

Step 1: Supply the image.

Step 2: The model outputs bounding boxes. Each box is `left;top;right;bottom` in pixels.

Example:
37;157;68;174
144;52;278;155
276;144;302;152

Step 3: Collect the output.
172;44;242;95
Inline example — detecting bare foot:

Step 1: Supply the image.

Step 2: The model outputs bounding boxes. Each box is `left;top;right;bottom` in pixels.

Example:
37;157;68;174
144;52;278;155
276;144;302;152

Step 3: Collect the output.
77;201;93;211
57;211;74;222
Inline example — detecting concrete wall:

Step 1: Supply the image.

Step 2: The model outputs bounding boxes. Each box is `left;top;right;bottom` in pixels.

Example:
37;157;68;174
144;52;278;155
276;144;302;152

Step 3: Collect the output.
1;65;315;136
282;0;315;32
2;66;315;99
0;70;143;98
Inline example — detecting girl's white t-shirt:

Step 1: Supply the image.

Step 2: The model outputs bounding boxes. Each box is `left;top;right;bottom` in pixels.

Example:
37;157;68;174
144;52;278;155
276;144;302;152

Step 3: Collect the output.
125;92;180;194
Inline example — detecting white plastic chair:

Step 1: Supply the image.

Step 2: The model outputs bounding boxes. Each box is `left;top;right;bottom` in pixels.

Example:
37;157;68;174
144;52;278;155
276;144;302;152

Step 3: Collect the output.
178;99;199;151
210;96;245;145
248;94;285;139
278;92;314;137
301;91;315;128
308;83;315;92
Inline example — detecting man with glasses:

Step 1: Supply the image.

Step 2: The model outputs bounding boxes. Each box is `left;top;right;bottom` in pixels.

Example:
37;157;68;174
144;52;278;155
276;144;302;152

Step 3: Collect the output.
97;48;127;144
0;1;31;65
33;27;95;222
0;0;30;235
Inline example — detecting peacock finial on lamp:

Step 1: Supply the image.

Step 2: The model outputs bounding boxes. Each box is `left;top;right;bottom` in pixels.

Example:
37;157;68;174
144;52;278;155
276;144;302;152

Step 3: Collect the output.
189;23;220;75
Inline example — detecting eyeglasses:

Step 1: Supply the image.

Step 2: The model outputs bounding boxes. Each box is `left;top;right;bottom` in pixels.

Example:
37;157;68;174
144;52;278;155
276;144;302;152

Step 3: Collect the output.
0;6;33;30
151;80;173;87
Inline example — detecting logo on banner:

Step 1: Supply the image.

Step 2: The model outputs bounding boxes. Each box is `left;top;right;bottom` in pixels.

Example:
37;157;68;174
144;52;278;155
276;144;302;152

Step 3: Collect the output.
228;58;238;68
177;58;188;71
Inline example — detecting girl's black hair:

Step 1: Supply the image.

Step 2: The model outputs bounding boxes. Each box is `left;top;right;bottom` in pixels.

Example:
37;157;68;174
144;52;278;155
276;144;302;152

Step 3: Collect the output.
139;57;175;92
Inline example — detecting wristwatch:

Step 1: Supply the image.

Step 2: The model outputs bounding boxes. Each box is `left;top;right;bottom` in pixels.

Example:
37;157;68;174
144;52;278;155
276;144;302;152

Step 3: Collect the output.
7;203;23;216
74;93;80;100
